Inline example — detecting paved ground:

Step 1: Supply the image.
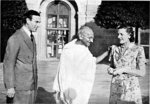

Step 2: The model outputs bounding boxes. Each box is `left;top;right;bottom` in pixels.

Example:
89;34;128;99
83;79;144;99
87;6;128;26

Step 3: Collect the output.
0;60;149;104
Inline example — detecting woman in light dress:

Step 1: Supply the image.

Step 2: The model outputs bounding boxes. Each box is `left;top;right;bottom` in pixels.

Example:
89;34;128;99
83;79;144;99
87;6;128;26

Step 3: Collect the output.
107;26;146;104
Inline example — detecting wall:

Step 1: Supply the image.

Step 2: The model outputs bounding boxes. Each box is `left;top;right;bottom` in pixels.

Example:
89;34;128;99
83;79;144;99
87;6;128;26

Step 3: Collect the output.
24;0;101;60
138;29;150;59
24;0;102;60
75;0;101;27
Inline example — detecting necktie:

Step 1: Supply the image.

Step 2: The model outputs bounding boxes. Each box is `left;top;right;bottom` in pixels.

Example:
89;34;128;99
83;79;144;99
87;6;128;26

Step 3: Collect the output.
30;32;37;92
30;33;34;42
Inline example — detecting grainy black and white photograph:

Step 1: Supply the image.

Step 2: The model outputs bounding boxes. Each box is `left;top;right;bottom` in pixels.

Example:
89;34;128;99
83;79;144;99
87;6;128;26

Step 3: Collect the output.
0;0;149;104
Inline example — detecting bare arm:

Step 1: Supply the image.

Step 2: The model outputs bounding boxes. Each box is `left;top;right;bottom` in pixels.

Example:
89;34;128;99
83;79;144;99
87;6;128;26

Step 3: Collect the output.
96;51;108;64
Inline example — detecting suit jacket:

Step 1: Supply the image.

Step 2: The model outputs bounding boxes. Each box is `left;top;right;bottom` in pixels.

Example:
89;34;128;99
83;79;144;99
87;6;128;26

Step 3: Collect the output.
3;27;38;91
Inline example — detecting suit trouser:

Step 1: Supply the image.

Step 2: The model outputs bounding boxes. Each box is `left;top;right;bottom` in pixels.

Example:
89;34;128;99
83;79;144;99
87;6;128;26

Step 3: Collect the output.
13;90;36;104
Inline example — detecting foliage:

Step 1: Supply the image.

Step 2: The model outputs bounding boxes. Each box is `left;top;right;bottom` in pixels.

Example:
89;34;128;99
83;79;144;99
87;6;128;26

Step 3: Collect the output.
1;0;28;61
94;1;149;29
1;0;28;33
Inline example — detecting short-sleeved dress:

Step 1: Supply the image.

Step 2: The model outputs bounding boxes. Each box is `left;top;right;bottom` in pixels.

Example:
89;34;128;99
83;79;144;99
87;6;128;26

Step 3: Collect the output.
109;43;146;104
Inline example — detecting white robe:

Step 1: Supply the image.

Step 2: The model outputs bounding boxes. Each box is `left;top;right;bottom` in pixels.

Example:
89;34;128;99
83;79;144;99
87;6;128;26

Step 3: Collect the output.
53;39;96;104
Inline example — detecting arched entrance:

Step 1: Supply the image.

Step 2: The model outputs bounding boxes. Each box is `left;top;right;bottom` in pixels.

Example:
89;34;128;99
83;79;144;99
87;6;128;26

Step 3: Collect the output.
38;0;77;60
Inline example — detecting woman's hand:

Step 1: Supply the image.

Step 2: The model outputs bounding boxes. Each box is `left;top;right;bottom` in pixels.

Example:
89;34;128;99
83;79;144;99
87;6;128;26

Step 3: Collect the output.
107;67;126;75
113;68;126;75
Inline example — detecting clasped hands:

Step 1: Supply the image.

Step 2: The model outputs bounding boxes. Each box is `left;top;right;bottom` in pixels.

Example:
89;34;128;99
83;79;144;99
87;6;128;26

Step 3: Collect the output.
107;67;126;75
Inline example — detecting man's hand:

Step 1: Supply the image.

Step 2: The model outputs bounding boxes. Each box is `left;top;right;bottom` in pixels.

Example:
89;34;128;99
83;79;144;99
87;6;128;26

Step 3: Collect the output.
7;88;15;98
107;67;115;75
60;92;64;100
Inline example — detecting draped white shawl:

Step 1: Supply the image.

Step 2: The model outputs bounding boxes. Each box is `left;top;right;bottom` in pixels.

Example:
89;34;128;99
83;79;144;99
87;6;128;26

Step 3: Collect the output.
53;39;96;104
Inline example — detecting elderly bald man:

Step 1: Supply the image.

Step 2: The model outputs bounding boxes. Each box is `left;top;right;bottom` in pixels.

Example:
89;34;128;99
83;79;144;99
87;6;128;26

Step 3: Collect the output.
53;26;108;104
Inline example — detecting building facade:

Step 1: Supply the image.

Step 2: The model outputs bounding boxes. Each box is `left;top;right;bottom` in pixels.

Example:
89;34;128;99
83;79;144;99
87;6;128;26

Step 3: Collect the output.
25;0;102;61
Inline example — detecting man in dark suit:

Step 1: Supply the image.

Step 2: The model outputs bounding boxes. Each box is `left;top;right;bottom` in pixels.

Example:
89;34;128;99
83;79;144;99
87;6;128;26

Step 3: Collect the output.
3;10;40;104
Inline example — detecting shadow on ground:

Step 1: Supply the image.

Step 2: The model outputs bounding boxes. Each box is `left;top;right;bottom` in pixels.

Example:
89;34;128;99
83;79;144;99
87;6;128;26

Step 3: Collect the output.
35;87;56;104
0;87;56;104
0;91;149;104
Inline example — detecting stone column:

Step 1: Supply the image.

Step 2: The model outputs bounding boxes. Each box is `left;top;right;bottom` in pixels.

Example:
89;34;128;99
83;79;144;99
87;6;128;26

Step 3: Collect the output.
77;0;101;28
25;0;42;11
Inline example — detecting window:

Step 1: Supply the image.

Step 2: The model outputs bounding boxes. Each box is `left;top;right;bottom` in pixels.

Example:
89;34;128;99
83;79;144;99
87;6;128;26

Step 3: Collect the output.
138;29;150;59
46;2;70;58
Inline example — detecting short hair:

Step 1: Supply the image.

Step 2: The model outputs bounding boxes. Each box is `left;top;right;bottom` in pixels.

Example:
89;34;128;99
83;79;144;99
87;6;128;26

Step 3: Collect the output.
118;26;135;42
76;26;93;40
71;26;94;40
22;10;40;24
